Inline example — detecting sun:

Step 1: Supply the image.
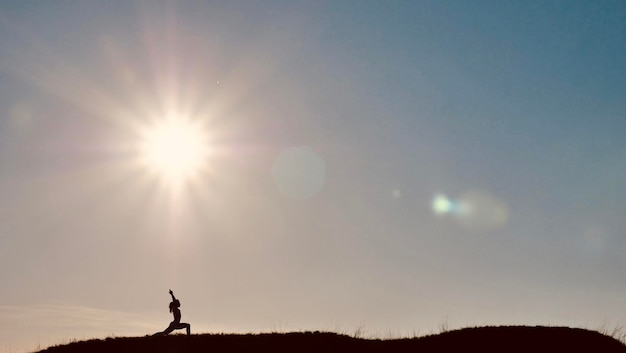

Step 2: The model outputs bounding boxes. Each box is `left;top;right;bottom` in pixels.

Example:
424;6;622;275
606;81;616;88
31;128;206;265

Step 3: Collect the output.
139;116;210;185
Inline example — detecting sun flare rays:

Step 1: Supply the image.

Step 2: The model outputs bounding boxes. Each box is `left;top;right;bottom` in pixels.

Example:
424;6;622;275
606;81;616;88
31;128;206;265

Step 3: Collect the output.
138;115;211;188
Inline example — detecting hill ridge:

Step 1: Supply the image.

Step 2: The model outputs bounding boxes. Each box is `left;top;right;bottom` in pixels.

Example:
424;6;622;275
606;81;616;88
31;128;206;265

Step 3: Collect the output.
37;326;626;353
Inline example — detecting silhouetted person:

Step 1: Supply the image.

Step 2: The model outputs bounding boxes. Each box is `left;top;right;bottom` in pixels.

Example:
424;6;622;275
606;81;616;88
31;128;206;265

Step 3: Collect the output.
153;289;191;336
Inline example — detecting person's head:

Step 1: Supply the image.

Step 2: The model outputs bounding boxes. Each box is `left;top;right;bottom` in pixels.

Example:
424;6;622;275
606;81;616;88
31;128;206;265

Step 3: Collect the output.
169;299;180;312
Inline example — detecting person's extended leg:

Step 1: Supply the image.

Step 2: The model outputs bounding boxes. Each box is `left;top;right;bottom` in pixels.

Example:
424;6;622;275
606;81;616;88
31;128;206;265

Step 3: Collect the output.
160;323;176;335
171;322;190;335
153;323;177;336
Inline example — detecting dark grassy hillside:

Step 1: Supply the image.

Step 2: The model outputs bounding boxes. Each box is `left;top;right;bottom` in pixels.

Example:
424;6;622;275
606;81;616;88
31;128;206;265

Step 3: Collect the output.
37;326;626;353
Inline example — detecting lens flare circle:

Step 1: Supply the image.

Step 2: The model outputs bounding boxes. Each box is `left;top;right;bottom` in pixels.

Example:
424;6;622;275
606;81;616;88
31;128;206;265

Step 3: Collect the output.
432;191;510;233
272;146;326;200
457;190;509;233
139;117;209;184
432;194;455;215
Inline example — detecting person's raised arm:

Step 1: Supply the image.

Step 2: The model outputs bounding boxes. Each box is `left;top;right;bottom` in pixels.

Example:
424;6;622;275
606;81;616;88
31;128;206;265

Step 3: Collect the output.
169;289;176;301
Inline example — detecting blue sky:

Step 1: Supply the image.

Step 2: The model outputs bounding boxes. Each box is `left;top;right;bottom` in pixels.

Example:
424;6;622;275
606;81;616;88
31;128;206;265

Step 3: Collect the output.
1;1;626;351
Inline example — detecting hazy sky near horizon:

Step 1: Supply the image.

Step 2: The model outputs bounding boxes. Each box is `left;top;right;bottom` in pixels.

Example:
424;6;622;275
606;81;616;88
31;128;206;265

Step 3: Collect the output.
1;1;626;351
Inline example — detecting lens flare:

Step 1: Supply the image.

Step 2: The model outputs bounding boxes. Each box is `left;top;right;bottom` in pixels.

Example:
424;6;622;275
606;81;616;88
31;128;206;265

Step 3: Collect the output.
457;190;509;233
432;191;510;233
271;146;326;200
432;194;455;215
